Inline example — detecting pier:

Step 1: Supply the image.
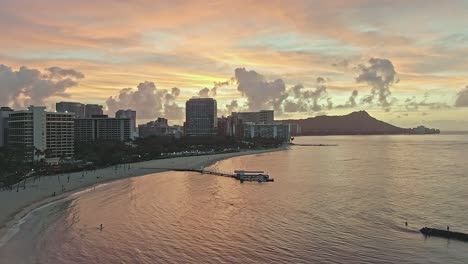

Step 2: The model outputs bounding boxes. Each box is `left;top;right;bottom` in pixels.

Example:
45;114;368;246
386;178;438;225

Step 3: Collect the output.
141;168;274;183
420;227;468;242
290;143;338;147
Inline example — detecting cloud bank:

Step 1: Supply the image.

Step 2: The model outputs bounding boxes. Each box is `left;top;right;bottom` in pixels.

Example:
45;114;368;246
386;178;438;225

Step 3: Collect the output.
0;64;83;108
106;82;184;119
235;68;286;111
356;58;398;111
455;86;468;107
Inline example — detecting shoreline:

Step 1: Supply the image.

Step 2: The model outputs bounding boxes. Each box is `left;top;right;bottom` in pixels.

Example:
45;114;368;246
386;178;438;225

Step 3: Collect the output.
0;146;287;246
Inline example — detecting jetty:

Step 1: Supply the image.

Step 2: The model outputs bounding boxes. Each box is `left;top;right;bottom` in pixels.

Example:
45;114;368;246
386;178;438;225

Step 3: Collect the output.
141;168;274;183
290;143;338;147
420;227;468;242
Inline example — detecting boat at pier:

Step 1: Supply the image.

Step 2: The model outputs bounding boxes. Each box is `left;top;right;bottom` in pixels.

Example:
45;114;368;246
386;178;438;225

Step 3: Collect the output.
234;170;274;183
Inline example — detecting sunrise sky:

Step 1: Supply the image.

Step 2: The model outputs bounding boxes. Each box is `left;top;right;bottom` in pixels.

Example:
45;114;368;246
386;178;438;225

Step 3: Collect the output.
1;0;468;130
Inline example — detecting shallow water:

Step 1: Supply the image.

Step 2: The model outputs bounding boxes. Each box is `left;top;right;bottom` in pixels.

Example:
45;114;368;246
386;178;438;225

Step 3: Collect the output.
1;135;468;263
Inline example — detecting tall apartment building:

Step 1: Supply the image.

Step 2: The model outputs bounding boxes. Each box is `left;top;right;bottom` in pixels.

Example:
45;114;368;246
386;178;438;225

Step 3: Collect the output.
185;98;217;136
56;102;104;119
243;122;290;142
232;110;274;124
75;116;131;143
0;107;13;147
225;115;244;139
56;102;86;118
85;104;104;118
116;109;137;138
8;106;74;162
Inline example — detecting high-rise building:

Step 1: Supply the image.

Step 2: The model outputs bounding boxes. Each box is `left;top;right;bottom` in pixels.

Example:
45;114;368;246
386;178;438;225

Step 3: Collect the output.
75;116;131;143
56;102;85;118
0;107;13;147
116;109;137;138
225;115;244;139
217;117;228;136
185;98;217;136
85;104;104;118
242;122;290;142
8;106;74;162
232;110;274;124
56;102;104;119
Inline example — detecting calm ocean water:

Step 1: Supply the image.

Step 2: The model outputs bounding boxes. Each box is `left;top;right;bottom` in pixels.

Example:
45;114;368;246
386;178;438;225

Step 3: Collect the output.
1;135;468;263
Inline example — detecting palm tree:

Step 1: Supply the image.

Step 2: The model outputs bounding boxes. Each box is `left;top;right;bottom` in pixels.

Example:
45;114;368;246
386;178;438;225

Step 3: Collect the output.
33;147;44;164
59;153;67;164
44;149;53;159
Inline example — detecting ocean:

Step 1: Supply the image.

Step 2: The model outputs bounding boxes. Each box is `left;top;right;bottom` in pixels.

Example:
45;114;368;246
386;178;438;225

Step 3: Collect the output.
1;135;468;263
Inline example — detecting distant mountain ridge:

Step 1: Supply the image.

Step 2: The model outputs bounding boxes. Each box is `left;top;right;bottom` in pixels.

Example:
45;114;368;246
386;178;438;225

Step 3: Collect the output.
280;111;440;136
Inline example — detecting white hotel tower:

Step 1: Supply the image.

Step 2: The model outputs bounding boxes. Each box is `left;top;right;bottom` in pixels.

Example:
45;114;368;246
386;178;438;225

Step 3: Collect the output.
8;106;75;162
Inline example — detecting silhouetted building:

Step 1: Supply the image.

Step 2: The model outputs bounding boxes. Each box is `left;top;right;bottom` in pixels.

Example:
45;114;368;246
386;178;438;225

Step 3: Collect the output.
56;102;85;118
156;117;168;125
138;118;169;137
56;102;104;119
232;110;274;124
217;115;244;139
8;106;74;162
243;122;290;142
0;107;13;147
90;114;108;118
288;123;302;136
138;118;183;138
116;109;137;138
410;125;440;134
226;115;244;139
75;116;131;143
185;98;217;136
217;117;228;136
85;104;104;118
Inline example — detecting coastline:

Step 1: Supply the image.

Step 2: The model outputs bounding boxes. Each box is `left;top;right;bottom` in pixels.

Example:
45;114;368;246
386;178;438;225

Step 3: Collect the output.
0;146;287;246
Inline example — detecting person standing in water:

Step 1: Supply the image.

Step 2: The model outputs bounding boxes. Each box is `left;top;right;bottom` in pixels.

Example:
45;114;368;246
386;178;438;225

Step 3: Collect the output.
405;221;408;227
100;224;103;231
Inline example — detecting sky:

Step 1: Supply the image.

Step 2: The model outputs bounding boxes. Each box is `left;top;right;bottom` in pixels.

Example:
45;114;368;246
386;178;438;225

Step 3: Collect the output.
0;0;468;130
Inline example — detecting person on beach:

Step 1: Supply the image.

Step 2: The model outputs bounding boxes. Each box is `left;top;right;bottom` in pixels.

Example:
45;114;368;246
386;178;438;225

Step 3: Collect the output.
405;221;408;227
100;224;103;231
447;225;450;231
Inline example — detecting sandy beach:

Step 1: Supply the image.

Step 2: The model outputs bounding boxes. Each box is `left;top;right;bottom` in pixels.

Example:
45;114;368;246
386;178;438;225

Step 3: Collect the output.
0;147;286;245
